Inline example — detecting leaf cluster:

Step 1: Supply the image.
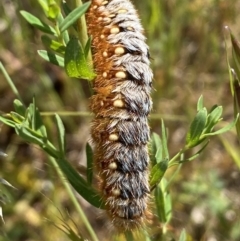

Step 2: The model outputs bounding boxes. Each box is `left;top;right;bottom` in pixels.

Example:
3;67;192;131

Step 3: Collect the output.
148;96;237;238
20;0;95;80
0;99;102;209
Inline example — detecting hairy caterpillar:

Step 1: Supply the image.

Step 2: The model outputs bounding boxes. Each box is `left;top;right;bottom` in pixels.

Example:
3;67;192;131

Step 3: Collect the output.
86;0;153;230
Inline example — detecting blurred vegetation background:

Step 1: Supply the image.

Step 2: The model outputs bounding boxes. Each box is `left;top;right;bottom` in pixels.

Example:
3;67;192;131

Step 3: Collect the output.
0;0;240;240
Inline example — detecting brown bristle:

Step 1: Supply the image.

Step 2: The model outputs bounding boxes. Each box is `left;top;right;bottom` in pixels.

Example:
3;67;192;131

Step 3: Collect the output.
86;0;153;231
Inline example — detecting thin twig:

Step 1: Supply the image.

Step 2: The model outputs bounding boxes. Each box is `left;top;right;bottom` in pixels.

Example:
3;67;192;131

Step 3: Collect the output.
40;111;187;121
75;0;93;63
48;156;99;241
0;62;24;105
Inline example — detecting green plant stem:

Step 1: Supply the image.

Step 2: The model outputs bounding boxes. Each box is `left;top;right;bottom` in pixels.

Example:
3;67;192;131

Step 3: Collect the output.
41;111;93;117
40;111;187;121
54;20;63;43
150;114;186;121
168;151;182;168
48;156;99;241
75;0;92;63
0;62;24;105
165;164;182;190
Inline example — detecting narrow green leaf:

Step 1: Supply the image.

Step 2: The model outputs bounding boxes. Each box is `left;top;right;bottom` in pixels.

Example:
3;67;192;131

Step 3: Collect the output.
231;33;240;80
62;2;79;32
86;143;93;185
32;97;37;130
64;38;95;79
34;106;48;138
161;119;169;160
55;114;66;156
56;156;103;208
155;148;163;164
41;35;66;54
150;158;168;188
15;125;44;146
150;132;162;164
161;178;172;223
10;112;24;123
197;95;203;111
13;99;26;116
186;108;207;147
84;37;92;58
224;27;234;96
164;192;172;223
59;2;91;32
42;143;59;159
154;178;172;223
0;116;16;128
20;11;56;35
179;229;187;241
62;2;72;16
204;106;222;133
57;13;69;44
208;106;222;124
25;104;33;128
180;141;209;163
234;80;240;140
209;104;218;113
154;183;165;222
38;50;64;67
201;114;238;137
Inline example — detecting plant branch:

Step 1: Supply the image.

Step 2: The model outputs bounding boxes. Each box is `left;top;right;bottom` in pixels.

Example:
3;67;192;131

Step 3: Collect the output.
0;62;24;105
48;156;99;241
75;0;93;63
